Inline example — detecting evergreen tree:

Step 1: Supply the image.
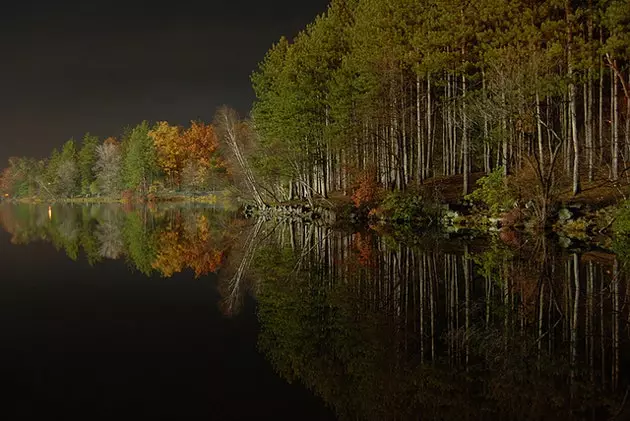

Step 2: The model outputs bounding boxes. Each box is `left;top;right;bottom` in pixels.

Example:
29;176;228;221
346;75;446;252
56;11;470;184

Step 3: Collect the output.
56;139;79;197
122;121;158;194
78;133;99;195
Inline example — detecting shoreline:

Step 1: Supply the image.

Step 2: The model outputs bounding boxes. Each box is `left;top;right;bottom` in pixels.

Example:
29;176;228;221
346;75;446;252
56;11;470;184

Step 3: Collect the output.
4;185;627;254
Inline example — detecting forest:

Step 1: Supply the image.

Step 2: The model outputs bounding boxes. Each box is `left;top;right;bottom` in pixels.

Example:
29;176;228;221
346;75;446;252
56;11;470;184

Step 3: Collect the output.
250;0;630;213
2;0;630;227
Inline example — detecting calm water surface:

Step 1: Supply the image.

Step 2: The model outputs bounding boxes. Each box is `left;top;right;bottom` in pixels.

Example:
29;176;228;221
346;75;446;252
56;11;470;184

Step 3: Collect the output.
1;202;629;420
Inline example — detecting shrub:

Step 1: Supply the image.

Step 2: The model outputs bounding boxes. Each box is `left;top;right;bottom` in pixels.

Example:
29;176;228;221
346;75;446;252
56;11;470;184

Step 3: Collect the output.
466;167;515;216
611;203;630;265
121;189;135;203
613;201;630;236
89;181;100;196
351;167;382;209
148;180;165;195
380;192;437;224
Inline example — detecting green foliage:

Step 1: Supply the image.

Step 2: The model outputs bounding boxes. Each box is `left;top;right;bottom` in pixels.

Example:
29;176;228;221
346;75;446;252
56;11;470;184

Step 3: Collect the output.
54;139;80;197
603;0;630;59
122;121;159;194
613;200;630;236
79;208;102;265
148;180;165;195
473;238;513;286
45;148;61;187
89;181;100;196
122;211;156;275
466;167;515;216
2;157;44;198
78;133;99;195
380;192;437;223
612;202;630;265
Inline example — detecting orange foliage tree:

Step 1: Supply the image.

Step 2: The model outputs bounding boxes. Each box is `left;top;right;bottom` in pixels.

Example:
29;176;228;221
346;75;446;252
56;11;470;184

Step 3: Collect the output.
180;121;225;189
351;166;382;209
352;232;376;268
182;121;220;168
152;215;224;277
149;120;225;190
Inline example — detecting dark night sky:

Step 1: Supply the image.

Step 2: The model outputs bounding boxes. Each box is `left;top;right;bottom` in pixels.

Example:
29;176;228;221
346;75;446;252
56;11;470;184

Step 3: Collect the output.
0;0;330;165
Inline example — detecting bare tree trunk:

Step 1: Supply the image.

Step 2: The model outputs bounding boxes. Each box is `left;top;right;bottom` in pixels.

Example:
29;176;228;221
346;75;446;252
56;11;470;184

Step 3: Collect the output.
447;71;453;176
417;73;424;183
536;90;544;174
483;69;490;173
587;0;594;181
566;0;580;195
612;67;619;180
427;76;434;179
462;73;469;195
502;91;508;176
215;106;265;207
598;28;604;167
585;80;593;182
626;71;630;170
444;73;448;176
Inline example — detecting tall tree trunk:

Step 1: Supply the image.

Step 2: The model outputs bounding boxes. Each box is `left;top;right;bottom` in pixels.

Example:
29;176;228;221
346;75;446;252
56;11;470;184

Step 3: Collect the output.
612;65;619;180
417;73;424;183
426;74;433;179
483;69;490;173
502;91;508;176
585;81;593;182
598;28;604;167
567;0;580;195
462;73;469;195
626;71;630;174
536;90;544;174
587;0;594;182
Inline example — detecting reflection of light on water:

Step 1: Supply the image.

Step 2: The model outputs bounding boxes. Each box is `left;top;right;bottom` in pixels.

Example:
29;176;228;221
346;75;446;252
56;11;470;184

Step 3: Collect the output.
48;206;52;221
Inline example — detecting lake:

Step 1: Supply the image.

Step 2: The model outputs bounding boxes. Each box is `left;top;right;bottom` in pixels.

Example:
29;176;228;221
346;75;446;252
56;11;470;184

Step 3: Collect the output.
0;202;628;420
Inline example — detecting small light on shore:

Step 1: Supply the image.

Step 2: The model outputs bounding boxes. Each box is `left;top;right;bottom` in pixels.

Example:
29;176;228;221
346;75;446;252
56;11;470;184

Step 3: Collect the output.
48;206;52;221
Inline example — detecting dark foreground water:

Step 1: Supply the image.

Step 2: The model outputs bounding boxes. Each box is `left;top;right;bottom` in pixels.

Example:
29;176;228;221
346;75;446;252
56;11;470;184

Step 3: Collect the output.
0;204;333;420
1;202;630;420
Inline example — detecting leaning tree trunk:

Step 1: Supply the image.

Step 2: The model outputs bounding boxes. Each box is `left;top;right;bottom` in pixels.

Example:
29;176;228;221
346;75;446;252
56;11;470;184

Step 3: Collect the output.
216;107;265;207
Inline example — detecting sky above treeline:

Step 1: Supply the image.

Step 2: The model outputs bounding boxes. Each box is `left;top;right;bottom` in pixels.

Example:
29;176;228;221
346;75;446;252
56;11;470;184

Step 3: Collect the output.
0;0;329;165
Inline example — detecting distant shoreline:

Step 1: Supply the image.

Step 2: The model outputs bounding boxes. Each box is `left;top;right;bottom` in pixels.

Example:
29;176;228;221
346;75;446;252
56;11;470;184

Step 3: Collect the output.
3;191;231;206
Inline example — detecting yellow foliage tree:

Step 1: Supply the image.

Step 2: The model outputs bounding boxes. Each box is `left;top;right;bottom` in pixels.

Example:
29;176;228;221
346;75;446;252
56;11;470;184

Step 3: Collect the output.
148;121;184;187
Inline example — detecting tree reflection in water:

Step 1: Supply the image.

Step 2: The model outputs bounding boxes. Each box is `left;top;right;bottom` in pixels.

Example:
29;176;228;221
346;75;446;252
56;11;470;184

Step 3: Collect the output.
0;202;232;278
249;220;630;420
1;202;629;420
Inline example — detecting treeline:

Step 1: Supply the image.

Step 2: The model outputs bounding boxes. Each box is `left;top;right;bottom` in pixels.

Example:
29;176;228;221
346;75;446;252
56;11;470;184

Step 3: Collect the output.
251;0;630;201
0;120;226;199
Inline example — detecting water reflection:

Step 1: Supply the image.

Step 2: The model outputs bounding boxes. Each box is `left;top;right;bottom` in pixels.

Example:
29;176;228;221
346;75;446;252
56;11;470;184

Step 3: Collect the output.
248;221;630;420
1;203;629;420
0;203;235;278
